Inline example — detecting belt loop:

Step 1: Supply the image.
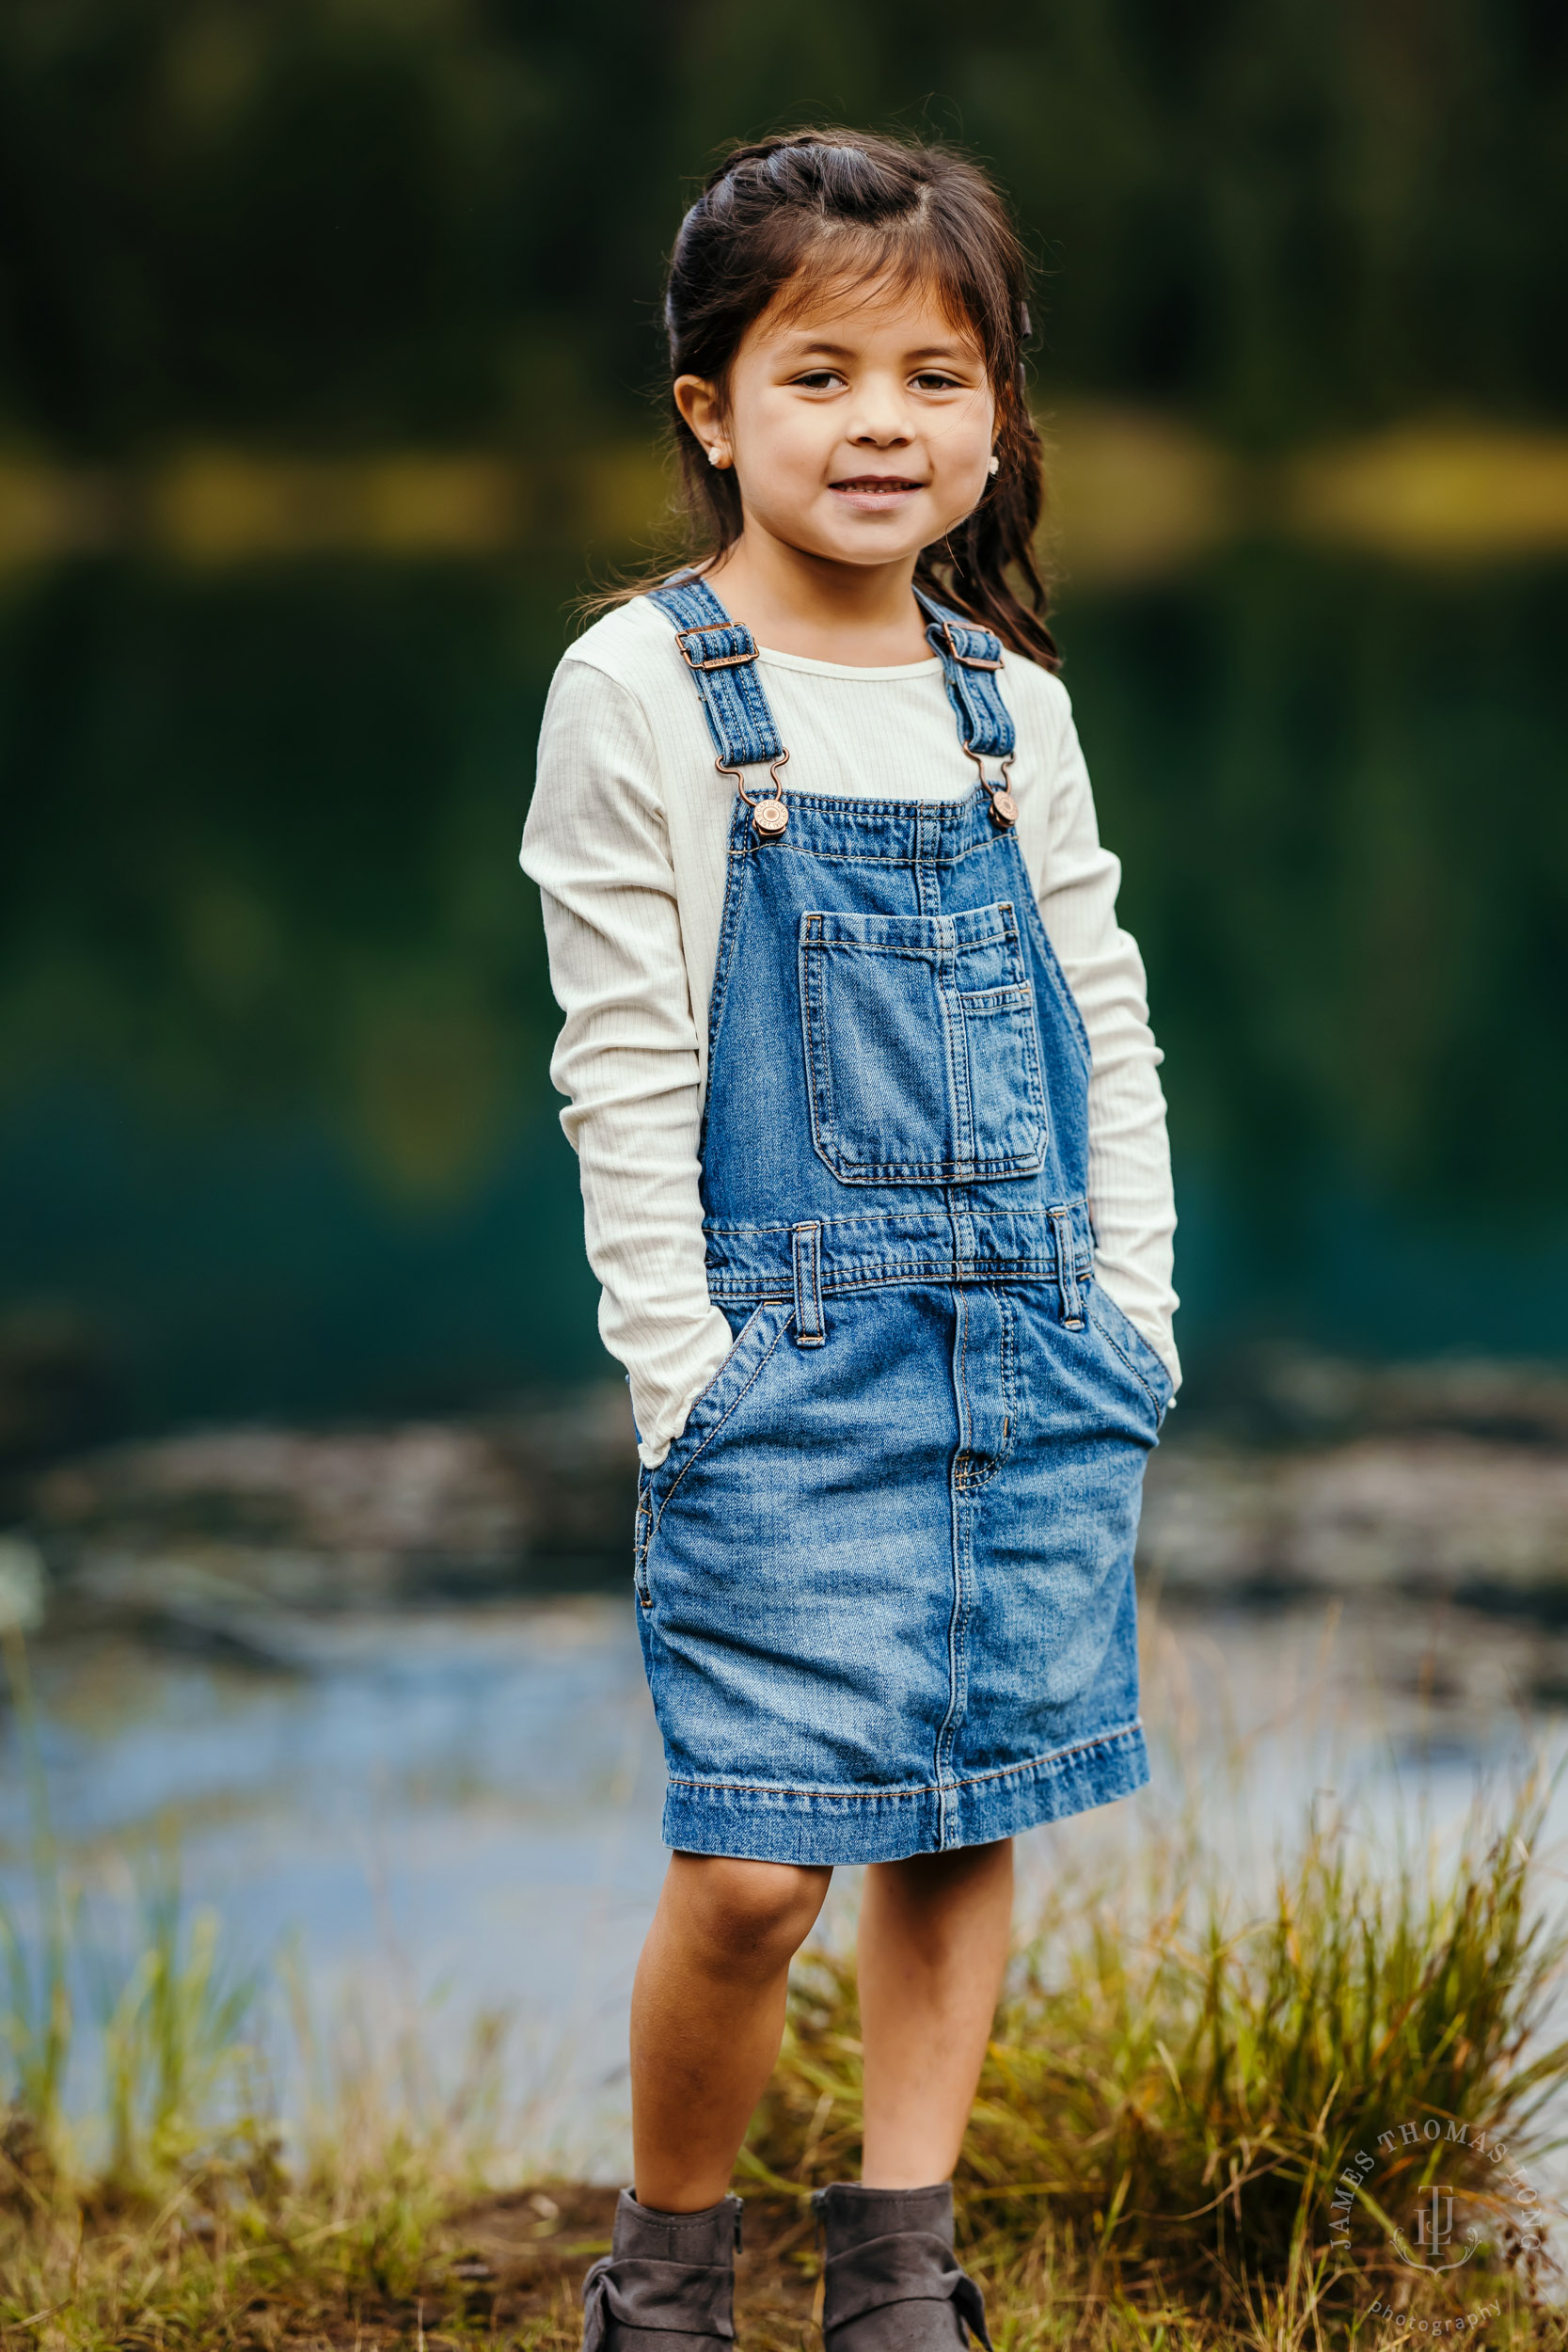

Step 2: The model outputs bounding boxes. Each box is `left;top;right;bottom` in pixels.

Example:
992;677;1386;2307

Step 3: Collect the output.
792;1223;826;1347
1050;1204;1085;1330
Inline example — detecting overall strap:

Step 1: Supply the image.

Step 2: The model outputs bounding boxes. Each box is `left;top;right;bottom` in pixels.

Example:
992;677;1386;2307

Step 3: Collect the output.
651;571;1019;834
649;573;792;836
913;586;1019;827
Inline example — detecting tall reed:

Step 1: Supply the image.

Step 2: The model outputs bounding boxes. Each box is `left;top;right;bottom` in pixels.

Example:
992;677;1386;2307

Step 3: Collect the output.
745;1762;1568;2327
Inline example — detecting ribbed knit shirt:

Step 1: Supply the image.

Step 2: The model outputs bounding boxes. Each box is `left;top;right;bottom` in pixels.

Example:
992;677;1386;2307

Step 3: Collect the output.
520;594;1180;1469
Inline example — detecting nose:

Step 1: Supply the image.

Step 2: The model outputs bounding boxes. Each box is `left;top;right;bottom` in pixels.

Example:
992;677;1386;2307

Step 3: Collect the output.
845;373;913;448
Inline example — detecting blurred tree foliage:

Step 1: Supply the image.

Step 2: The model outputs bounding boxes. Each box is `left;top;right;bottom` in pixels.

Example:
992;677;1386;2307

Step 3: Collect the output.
0;0;1562;456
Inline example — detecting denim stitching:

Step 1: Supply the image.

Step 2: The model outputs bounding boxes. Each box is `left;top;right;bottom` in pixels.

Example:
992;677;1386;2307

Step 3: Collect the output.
646;1299;767;1505
1000;829;1095;1079
702;794;757;1108
816;1157;1048;1184
807;901;1017;938
801;926;1049;1184
804;914;1015;952
792;1222;825;1345
757;814;1033;866
965;1292;1017;1495
957;1718;1143;1790
750;781;991;819
939;922;971;1174
648;1301;796;1546
958;985;1034;1010
705;1195;1088;1238
1086;1287;1169;1416
633;1468;653;1609
800;911;1044;1181
800;926;837;1174
936;1292;974;1826
960;966;1047;1142
807;941;1008;965
952;1285;974;1491
1000;1291;1016;1456
705;1263;1066;1297
950;1295;1018;1499
665;1719;1145;1802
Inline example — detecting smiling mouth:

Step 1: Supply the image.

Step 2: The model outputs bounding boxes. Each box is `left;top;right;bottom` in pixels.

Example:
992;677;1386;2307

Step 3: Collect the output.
830;476;927;495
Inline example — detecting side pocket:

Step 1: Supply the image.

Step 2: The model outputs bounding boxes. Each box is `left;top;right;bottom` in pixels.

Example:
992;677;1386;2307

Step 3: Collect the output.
657;1302;766;1479
1085;1281;1175;1421
641;1296;795;1579
633;1464;653;1610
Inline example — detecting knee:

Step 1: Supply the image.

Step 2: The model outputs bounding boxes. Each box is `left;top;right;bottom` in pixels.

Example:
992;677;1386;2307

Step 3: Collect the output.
675;1856;831;1977
868;1839;1013;1958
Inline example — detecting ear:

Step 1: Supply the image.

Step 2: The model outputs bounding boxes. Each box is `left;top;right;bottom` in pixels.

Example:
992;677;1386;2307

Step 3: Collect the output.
673;373;724;451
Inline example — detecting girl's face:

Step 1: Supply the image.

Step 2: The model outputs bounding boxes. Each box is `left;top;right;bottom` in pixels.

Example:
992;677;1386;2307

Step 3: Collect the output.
676;272;997;573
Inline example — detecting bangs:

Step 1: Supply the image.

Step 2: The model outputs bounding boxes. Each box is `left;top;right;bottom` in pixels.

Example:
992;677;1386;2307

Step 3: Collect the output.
760;216;1009;381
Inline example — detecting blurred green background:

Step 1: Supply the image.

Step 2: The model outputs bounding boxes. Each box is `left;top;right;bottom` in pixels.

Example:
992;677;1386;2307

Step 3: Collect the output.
2;0;1567;1451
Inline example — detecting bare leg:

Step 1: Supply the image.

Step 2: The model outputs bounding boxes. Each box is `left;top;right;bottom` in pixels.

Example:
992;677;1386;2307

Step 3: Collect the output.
630;1852;833;2211
857;1839;1014;2186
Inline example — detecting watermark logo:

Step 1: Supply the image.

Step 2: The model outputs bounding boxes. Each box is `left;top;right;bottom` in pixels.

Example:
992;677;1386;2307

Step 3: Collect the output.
1393;2182;1482;2272
1325;2109;1545;2329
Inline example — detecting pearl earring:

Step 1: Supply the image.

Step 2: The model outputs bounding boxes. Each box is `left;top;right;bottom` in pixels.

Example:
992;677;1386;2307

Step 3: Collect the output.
988;454;1001;476
708;447;725;469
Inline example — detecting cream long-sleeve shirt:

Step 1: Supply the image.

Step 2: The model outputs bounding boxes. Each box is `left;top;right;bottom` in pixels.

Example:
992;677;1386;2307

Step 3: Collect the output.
520;593;1180;1470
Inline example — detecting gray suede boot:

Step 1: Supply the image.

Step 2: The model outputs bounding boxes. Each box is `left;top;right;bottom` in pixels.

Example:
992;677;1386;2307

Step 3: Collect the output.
813;2183;991;2352
580;2188;744;2352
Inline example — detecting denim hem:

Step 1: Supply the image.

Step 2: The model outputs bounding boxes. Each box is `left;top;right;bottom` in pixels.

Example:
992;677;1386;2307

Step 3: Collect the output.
659;1721;1150;1865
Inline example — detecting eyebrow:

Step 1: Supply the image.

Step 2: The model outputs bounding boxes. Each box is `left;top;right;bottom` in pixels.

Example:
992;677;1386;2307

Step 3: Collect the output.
783;339;977;362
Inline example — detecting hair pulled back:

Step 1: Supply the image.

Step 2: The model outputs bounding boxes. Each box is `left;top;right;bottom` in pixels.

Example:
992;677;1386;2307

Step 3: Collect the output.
653;127;1059;670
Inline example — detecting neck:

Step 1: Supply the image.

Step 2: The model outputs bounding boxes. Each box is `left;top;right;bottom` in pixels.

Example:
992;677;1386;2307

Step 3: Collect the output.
703;529;930;666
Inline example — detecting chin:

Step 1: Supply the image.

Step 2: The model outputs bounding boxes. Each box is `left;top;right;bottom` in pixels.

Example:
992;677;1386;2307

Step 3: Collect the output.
823;516;932;556
832;540;926;569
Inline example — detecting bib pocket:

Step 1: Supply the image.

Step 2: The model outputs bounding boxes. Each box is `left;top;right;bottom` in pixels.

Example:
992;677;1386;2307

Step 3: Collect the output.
800;900;1048;1184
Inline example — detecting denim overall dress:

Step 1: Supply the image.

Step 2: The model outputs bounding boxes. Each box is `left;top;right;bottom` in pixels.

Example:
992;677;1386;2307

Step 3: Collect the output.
632;575;1173;1867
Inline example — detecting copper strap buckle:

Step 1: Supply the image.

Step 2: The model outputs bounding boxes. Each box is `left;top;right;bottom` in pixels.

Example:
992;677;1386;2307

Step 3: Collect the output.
717;746;791;837
941;618;1002;672
968;748;1018;828
674;626;757;673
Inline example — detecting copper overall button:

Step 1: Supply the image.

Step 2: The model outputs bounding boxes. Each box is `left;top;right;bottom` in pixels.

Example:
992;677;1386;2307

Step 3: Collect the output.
752;798;788;837
990;789;1018;828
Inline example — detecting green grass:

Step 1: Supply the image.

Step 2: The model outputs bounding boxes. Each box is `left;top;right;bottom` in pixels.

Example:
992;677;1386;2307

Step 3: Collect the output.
5;1613;1568;2346
743;1763;1568;2343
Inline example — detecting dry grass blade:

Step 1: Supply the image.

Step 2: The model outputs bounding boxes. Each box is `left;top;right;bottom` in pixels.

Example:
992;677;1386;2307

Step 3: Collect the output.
747;1758;1568;2339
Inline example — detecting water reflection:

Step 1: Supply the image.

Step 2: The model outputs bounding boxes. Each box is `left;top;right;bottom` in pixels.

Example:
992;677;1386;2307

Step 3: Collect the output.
0;1604;670;2171
2;548;1566;1434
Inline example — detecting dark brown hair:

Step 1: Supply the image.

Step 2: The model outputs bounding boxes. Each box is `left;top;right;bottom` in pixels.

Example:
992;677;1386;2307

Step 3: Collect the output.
623;127;1059;670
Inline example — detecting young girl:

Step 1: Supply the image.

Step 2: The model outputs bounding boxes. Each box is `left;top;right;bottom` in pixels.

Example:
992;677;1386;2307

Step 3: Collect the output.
521;130;1180;2352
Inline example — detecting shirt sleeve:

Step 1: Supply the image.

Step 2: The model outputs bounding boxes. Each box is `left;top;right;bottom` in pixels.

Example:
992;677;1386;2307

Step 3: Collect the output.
519;656;736;1469
1033;690;1181;1393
